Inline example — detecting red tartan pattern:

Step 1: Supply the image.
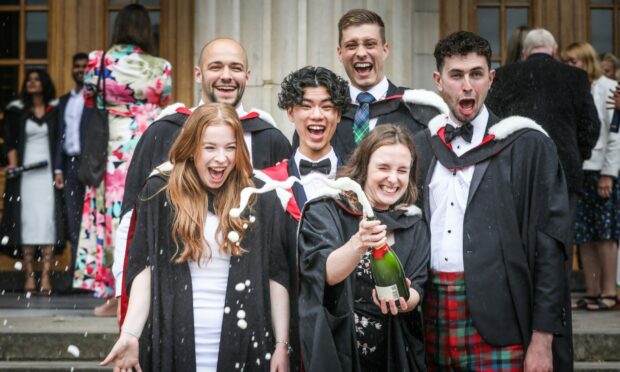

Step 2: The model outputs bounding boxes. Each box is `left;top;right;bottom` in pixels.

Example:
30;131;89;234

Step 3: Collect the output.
424;271;524;371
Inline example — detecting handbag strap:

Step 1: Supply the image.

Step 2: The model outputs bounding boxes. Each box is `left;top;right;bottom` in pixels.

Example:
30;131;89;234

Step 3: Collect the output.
95;51;107;110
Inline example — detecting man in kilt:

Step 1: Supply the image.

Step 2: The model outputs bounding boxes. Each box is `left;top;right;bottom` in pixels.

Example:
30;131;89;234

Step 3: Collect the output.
414;31;573;371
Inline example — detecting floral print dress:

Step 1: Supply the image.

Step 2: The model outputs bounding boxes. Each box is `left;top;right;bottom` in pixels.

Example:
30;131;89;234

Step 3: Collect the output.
73;44;172;297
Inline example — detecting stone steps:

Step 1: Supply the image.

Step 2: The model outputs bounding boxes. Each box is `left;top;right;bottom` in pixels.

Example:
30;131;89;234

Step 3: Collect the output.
574;361;620;371
0;361;110;371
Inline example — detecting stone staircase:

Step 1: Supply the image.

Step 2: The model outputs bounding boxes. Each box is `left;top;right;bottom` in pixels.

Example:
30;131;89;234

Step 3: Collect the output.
0;293;619;370
0;293;116;371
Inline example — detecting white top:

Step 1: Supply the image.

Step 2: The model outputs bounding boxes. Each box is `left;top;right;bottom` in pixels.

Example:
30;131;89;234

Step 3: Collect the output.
236;104;252;164
429;106;488;272
294;148;338;202
349;77;389;131
63;88;84;155
189;211;231;372
583;75;620;176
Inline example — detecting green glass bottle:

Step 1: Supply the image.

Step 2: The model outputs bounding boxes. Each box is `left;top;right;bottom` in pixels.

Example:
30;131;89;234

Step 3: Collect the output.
367;216;410;302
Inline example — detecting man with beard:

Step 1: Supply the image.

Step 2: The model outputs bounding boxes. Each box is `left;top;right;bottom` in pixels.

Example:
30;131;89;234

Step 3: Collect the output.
415;31;572;371
54;52;91;278
114;38;291;318
329;8;447;162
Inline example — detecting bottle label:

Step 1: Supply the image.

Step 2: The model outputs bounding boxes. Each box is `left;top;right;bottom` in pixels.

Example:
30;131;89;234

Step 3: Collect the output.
375;284;400;301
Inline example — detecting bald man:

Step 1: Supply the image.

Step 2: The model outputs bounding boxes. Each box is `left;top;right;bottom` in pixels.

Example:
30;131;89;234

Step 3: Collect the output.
113;38;291;307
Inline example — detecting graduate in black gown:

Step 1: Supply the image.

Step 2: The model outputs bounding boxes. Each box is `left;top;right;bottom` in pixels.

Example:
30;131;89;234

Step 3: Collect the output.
101;103;292;371
298;124;430;372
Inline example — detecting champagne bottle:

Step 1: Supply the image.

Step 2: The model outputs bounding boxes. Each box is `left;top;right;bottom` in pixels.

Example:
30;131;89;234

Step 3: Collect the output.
367;215;410;302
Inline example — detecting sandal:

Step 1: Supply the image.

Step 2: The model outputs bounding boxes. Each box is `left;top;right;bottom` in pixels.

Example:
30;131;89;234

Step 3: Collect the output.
586;295;618;311
572;295;599;310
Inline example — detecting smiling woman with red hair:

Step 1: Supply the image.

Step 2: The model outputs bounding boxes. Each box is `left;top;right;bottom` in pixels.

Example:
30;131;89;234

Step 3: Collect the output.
101;103;293;371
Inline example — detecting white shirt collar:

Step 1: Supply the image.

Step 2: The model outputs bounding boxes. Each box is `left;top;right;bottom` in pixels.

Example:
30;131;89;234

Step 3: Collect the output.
349;77;389;104
236;104;247;118
70;87;84;97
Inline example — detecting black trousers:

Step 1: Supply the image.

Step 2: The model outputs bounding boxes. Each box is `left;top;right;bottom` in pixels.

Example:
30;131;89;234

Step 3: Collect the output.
62;155;85;253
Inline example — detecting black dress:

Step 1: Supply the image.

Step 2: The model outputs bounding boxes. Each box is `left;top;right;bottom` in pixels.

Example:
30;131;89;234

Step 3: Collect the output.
125;175;293;371
298;195;430;372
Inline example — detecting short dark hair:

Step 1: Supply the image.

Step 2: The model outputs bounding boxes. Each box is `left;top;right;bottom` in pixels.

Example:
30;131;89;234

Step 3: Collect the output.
111;4;154;54
338;9;386;45
72;52;88;64
277;66;350;113
434;31;492;71
21;68;56;109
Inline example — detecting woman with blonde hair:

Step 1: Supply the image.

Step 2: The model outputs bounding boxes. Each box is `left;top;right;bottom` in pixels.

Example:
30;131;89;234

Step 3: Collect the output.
563;41;620;310
101;103;292;371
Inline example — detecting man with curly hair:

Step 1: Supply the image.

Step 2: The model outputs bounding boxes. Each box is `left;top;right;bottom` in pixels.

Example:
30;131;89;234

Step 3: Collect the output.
257;66;350;216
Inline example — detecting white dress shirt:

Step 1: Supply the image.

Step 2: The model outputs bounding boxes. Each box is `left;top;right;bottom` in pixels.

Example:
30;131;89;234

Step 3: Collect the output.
294;148;338;202
349;77;389;131
63;87;84;155
235;104;252;164
429;106;489;272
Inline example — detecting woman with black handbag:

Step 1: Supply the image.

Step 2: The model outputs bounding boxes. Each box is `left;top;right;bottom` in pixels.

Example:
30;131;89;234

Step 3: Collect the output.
1;69;65;295
72;3;172;316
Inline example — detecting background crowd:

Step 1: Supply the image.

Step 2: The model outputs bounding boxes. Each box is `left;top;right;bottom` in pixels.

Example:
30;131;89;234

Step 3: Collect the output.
0;3;619;371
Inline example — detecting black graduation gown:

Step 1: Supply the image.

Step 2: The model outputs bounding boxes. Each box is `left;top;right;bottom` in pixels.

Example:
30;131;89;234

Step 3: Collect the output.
125;175;291;371
297;196;429;372
120;109;292;218
333;81;440;163
414;112;573;370
0;101;66;256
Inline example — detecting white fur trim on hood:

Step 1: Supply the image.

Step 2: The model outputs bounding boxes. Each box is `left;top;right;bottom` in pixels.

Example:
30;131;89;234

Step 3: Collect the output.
489;116;549;139
402;89;449;115
248;108;277;127
149;161;173;177
253;169;293;211
399;204;423;217
155;102;188;121
6;99;24;110
428;114;449;136
428;114;549;140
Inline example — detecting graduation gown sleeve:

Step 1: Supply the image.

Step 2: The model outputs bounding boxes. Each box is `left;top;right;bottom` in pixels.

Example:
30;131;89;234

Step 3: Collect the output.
298;200;359;372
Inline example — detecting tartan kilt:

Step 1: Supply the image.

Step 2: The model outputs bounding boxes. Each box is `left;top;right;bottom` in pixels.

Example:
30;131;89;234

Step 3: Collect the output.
424;271;524;371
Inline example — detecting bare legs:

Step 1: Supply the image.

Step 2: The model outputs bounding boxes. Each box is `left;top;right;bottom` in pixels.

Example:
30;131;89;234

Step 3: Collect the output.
21;245;54;295
22;245;36;292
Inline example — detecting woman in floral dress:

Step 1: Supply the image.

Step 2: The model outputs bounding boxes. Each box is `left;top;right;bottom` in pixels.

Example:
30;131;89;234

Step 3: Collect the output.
72;4;172;311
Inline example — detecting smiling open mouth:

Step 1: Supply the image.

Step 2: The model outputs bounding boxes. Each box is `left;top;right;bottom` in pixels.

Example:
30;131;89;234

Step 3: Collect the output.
308;125;326;136
458;98;476;116
380;185;399;194
208;167;226;181
354;62;373;74
215;85;237;94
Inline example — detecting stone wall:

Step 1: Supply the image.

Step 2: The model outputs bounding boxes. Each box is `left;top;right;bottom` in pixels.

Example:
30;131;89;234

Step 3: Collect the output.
194;0;440;139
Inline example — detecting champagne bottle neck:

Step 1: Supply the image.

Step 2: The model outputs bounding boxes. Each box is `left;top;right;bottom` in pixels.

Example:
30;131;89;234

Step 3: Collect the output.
372;243;390;259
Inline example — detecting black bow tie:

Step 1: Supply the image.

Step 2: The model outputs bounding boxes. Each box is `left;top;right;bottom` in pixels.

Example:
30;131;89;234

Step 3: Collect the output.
444;122;473;143
299;158;331;176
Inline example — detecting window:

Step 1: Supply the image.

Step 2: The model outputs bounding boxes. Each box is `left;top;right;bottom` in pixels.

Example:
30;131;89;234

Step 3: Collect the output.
0;0;49;116
589;0;620;55
105;0;161;56
475;0;531;67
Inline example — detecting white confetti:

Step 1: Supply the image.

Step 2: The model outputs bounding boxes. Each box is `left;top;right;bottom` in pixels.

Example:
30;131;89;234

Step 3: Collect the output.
249;215;256;223
265;353;272;360
235;282;246;291
237;319;247;329
67;345;80;357
1;236;9;245
224;306;230;314
253;342;258;348
235;363;240;369
245;280;250;286
256;358;261;365
243;223;248;229
2;319;6;326
13;261;22;271
228;231;240;243
237;310;246;319
25;292;31;299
